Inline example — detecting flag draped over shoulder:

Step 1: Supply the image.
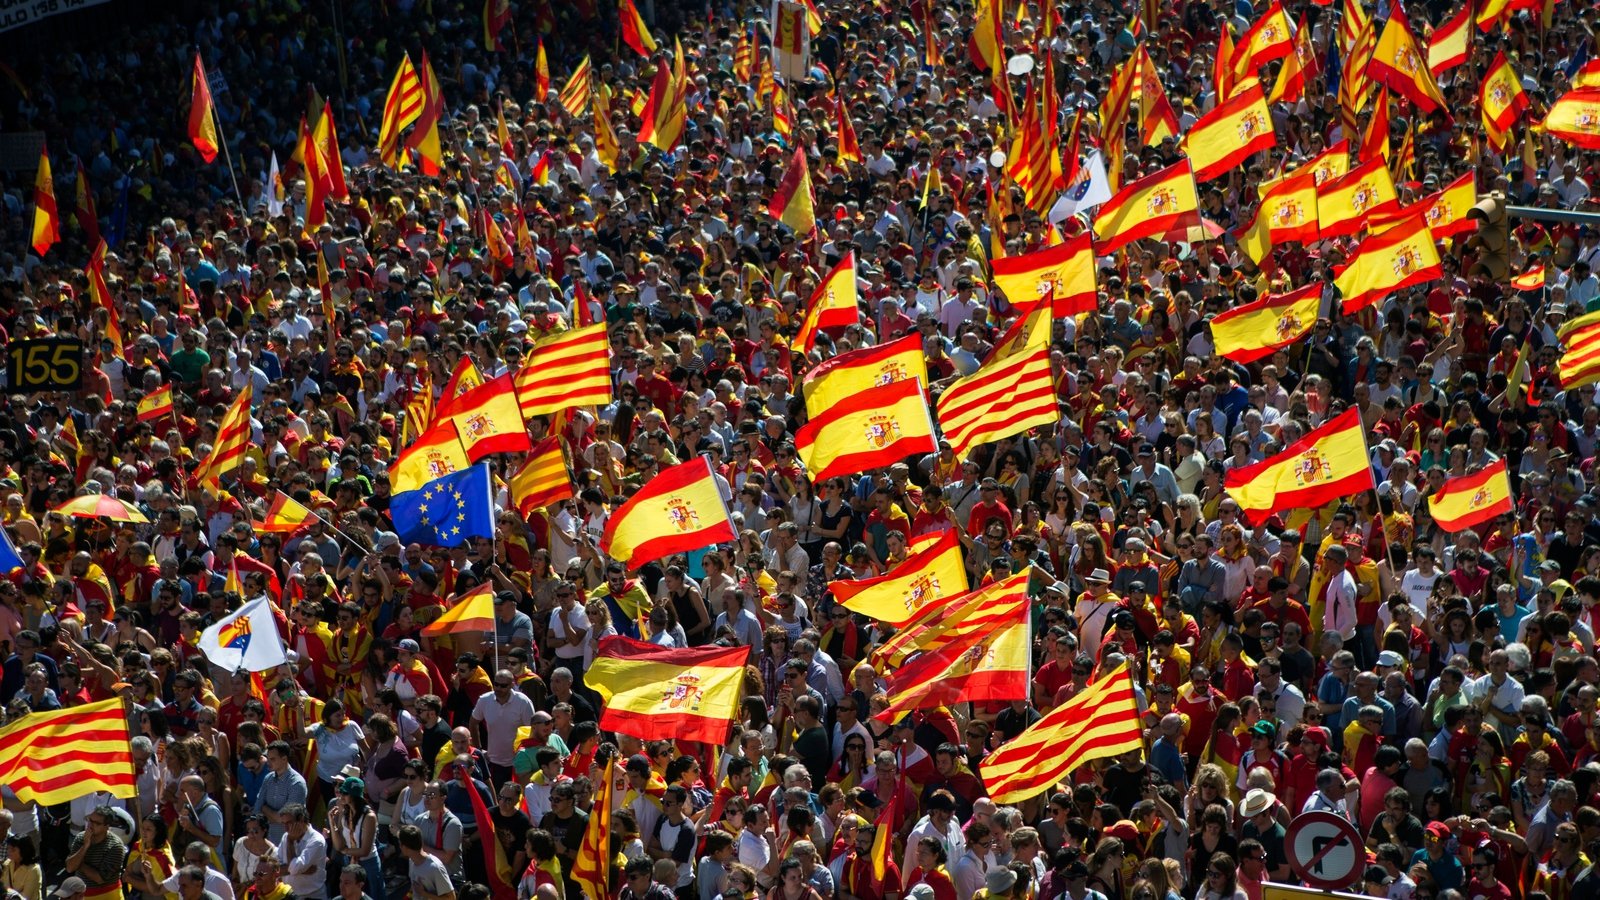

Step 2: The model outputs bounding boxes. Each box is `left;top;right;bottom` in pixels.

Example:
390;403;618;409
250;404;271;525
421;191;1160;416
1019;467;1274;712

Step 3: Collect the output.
588;636;749;744
981;662;1144;803
600;458;737;570
0;699;137;805
1209;283;1322;364
1223;407;1375;525
830;529;969;625
1429;459;1513;532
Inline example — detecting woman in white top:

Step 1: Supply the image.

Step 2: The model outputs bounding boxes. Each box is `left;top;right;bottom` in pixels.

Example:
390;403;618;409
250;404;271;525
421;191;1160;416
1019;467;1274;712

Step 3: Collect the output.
389;759;431;843
581;598;618;670
230;814;277;891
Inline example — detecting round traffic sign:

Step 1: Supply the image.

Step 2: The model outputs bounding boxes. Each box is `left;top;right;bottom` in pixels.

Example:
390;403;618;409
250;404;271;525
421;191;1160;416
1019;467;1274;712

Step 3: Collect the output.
1284;810;1365;890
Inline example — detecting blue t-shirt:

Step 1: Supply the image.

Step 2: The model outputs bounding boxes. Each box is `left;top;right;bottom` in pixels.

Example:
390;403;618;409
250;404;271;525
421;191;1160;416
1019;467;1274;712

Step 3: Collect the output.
1319;673;1350;747
1150;737;1186;787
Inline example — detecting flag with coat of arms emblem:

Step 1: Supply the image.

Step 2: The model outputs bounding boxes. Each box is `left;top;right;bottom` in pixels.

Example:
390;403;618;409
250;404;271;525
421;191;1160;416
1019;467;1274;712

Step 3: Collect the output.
1048;151;1113;223
795;378;939;484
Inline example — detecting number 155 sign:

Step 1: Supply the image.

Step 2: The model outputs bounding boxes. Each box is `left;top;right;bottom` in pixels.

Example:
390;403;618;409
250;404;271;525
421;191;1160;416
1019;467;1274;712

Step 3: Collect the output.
4;338;84;393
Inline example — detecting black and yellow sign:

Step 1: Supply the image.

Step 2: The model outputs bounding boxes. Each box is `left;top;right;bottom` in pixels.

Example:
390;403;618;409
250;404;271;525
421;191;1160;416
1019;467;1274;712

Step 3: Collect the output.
5;338;84;393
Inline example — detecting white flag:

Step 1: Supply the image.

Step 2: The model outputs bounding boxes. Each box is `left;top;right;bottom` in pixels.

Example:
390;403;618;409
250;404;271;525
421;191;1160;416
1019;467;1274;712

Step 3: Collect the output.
198;596;287;673
265;153;284;217
1048;151;1113;224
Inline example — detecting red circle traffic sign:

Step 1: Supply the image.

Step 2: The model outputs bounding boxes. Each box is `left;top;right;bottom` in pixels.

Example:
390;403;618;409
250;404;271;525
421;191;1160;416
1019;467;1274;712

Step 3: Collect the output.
1285;810;1366;890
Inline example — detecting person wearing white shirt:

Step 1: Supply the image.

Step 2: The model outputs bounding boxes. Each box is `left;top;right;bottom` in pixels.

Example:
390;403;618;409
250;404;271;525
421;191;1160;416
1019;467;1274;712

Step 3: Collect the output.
161;844;235;900
276;804;328;900
470;671;536;786
1320;546;1358;646
902;792;965;888
1464;649;1526;740
1393;551;1442;627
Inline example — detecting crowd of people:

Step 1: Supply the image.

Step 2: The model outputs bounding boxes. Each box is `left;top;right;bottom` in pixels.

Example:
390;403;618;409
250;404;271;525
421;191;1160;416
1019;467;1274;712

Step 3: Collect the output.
4;2;1600;900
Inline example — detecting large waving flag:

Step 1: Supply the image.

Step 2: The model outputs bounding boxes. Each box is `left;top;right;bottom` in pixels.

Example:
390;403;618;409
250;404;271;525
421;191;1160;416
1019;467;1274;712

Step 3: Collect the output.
515;324;612;418
1481;51;1530;141
1334;209;1442;313
796;378;938;483
638;40;686;151
792;252;859;352
379;54;426;167
803;333;927;418
981;662;1144;803
0;699;137;805
390;463;496;548
1238;1;1295;69
1429;459;1513;533
1366;6;1447;111
1093;160;1199;254
1557;311;1600;388
600;457;737;570
990;233;1098;317
1224;407;1375;525
422;582;496;637
1209;283;1322;364
198;596;289;672
1316;157;1398;238
1420;171;1477;239
769;144;816;235
935;338;1056;460
30;142;58;256
391;419;471;495
1181;81;1277;182
874;592;1030;722
1269;16;1317;104
191;384;254;488
437;373;532;461
830;529;969;625
1428;4;1472;75
1240;169;1319;263
510;438;574;517
589;636;749;743
1543;87;1600;149
872;570;1032;668
619;0;659;56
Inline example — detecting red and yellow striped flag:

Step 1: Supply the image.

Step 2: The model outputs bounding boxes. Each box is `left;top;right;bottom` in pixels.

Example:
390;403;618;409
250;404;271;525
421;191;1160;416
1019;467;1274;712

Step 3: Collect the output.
589;636;749;743
1334;209;1442;314
30;141;58;256
379;54;425;167
619;0;659;56
191;383;253;488
600;458;736;570
981;662;1143;803
1181;80;1276;182
769;144;816;235
535;39;551;99
572;756;615;900
1429;459;1513;533
1092;160;1199;255
87;239;122;358
0;698;137;805
935;342;1058;461
559;56;593;117
803;333;927;418
510;437;574;517
1316;156;1397;239
872;570;1032;668
795;378;938;483
875;589;1030;722
515;323;611;418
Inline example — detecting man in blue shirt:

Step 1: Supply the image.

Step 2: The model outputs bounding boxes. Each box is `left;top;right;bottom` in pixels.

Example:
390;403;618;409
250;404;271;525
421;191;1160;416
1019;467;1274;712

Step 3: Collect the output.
1149;713;1188;790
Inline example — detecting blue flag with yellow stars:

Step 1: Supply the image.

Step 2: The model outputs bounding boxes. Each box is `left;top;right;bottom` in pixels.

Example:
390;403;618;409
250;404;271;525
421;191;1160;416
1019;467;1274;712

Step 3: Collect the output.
390;463;495;548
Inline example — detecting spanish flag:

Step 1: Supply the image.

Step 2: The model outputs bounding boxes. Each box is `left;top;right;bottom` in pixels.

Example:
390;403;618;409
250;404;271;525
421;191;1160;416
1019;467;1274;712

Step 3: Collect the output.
803;333;927;418
516;323;612;418
872;570;1032;668
390;419;471;495
619;0;659;56
189;54;220;164
1423;170;1477;238
1268;17;1316;104
535;39;551;99
137;384;174;423
1543;86;1600;149
0;699;137;805
769;144;816;236
831;529;969;625
1223;406;1375;525
1366;6;1446;112
510;437;574;517
1427;3;1472;75
589;636;749;744
990;233;1098;317
437;373;532;461
874;593;1030;722
1481;51;1530;136
1334;209;1442;314
837;101;863;163
422;583;496;637
1429;459;1513;533
796;378;937;483
981;662;1144;804
1238;1;1294;69
1316;157;1398;239
1240;169;1318;262
1093;160;1199;255
259;491;317;535
600;457;737;570
1575;60;1600;89
1298;138;1351;187
792;252;859;352
1209;283;1321;364
30;142;58;256
1512;266;1547;292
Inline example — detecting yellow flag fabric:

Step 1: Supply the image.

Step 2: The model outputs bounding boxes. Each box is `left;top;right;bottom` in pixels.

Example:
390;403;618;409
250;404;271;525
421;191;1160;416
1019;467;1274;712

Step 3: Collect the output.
795;377;938;485
587;636;750;744
422;583;496;637
803;334;928;418
390;420;472;495
981;663;1143;803
831;529;969;625
599;458;737;570
0;699;137;805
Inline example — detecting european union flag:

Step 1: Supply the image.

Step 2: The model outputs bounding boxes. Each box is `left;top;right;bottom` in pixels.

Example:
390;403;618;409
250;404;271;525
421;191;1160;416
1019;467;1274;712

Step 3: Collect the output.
0;526;21;574
390;463;495;548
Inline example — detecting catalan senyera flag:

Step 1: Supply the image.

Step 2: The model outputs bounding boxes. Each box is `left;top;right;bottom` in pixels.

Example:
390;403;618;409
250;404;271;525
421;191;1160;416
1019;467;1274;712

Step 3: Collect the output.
1429;459;1514;533
0;698;136;805
559;56;593;117
510;437;573;517
191;384;253;488
874;593;1030;722
1224;406;1375;525
620;0;659;56
638;40;686;151
436;373;531;461
1482;51;1530;135
1428;3;1472;75
259;491;317;534
1240;169;1319;263
770;144;816;235
30;142;58;256
1366;6;1447;112
515;323;611;418
803;333;927;418
936;341;1057;461
795;378;938;483
872;570;1032;669
379;54;426;167
1557;314;1600;388
1544;87;1600;149
990;233;1098;317
189;54;219;164
422;582;496;637
1316;157;1398;239
1209;283;1322;364
600;457;737;571
1184;81;1280;180
830;529;969;625
792;252;859;352
466;751;519;899
589;635;749;744
572;756;615;900
136;384;174;423
1334;209;1442;313
981;662;1144;803
390;419;472;495
1093;160;1199;255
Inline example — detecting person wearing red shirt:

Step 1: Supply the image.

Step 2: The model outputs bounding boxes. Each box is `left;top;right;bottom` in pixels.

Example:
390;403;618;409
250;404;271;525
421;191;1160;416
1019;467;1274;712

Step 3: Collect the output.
965;480;1013;536
911;488;959;537
841;824;901;900
1218;634;1256;702
1466;846;1513;900
632;356;681;414
1251;578;1312;635
1032;630;1077;710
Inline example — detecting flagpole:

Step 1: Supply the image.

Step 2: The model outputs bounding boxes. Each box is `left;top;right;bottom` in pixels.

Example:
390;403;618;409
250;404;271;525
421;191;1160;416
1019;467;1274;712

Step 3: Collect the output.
209;88;247;209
